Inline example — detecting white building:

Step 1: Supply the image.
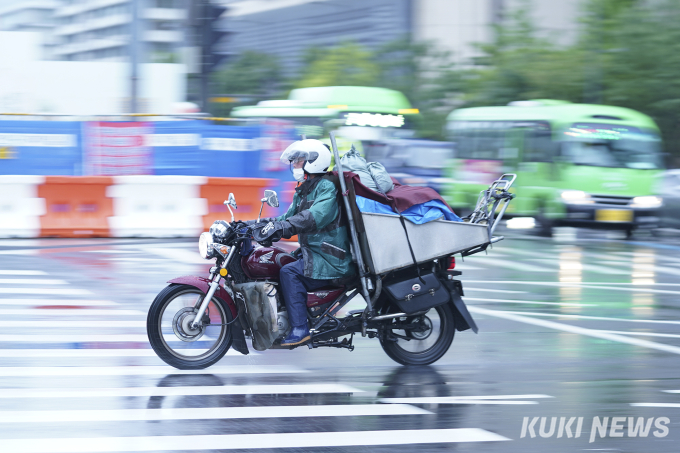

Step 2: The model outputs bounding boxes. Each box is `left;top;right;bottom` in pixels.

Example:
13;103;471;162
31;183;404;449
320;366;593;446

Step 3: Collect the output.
414;0;581;63
225;0;582;69
0;0;63;59
0;31;187;114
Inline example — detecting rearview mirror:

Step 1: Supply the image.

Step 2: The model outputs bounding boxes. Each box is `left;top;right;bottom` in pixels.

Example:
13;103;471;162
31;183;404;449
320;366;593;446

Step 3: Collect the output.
224;193;237;222
225;193;237;209
264;190;279;208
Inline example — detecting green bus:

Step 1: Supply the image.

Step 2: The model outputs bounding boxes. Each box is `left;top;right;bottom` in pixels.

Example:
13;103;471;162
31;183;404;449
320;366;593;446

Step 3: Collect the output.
231;86;419;146
443;100;664;236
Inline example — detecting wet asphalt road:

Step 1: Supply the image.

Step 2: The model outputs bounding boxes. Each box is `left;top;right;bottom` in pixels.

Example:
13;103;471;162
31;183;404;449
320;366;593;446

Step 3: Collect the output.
2;228;680;452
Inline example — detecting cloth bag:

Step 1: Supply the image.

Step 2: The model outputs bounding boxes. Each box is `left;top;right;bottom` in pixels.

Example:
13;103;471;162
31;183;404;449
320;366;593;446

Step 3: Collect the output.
233;282;278;351
339;146;394;194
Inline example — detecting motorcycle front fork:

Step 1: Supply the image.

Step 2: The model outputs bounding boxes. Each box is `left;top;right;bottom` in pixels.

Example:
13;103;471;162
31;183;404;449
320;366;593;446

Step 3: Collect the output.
191;247;236;329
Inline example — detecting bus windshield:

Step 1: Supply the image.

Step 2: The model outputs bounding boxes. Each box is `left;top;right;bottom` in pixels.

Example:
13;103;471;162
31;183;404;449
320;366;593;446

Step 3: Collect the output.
562;123;663;170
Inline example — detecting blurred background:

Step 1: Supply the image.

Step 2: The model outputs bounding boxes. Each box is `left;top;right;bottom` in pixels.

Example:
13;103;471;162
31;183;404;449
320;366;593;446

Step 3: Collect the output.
0;0;679;236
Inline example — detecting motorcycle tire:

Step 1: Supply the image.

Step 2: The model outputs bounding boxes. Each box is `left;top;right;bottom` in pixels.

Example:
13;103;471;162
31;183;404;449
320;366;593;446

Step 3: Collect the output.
147;284;234;370
379;303;455;366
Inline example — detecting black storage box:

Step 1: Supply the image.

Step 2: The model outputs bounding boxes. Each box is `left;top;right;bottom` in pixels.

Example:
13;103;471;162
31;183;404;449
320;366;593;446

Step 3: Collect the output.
383;272;450;314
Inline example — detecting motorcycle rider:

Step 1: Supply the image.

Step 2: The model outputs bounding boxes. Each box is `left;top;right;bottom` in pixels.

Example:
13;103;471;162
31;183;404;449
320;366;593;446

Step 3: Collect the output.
251;139;357;346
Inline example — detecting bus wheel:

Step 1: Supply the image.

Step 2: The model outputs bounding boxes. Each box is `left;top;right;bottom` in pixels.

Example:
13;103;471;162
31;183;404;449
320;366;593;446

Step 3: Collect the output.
536;208;553;237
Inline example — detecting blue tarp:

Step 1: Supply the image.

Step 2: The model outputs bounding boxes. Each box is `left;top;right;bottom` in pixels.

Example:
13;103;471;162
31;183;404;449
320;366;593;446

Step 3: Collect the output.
355;195;462;224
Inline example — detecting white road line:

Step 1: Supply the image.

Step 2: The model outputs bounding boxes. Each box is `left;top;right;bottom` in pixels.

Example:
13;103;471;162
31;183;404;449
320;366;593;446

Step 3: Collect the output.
463;281;680;295
662;390;680;394
469;306;680;356
0;348;250;358
0;321;146;327
0;335;149;342
381;395;553;405
464;297;595;307
596;330;680;339
0;384;362;399
0;309;143;316
0;288;92;295
0;349;158;358
472;309;680;325
463;259;553;273
527;259;631;275
0;429;510;452
0;404;427;424
83;250;139;254
0;279;67;285
145;247;213;265
630;403;680;408
0;299;117;306
0;250;38;255
0;270;47;276
463;288;527;294
0;365;306;377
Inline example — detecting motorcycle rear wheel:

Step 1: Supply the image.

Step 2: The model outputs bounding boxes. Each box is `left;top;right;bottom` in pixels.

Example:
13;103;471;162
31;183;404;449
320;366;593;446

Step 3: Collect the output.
379;303;455;366
147;284;233;370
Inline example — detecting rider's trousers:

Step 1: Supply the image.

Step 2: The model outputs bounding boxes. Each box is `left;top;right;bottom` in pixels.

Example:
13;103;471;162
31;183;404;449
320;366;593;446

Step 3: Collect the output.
279;259;330;328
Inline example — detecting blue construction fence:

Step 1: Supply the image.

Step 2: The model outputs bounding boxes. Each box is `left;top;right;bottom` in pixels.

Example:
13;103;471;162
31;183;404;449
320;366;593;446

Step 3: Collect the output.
0;119;298;215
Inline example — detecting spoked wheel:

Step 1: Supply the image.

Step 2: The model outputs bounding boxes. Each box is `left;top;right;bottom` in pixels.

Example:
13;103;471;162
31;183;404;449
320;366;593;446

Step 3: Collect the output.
379;303;455;366
147;284;233;370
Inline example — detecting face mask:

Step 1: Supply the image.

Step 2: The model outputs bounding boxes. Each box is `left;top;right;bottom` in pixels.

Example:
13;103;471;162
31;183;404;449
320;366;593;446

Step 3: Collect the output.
292;168;305;182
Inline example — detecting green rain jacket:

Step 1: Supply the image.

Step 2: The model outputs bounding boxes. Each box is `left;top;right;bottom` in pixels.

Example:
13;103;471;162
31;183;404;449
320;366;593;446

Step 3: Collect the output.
276;176;356;280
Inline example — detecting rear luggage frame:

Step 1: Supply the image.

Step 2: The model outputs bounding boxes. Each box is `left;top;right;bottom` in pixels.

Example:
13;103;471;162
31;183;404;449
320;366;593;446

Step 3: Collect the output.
328;132;516;315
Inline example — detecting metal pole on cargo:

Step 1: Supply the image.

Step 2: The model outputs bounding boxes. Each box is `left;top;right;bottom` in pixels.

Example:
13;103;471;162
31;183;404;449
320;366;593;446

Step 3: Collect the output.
328;132;373;316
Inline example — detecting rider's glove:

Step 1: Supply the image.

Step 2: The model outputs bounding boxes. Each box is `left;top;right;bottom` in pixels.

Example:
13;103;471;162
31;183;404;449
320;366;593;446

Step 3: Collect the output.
241;218;272;226
251;220;296;244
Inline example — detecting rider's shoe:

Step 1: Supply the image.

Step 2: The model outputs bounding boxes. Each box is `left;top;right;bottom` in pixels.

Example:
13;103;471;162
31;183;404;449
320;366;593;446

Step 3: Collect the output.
280;325;310;346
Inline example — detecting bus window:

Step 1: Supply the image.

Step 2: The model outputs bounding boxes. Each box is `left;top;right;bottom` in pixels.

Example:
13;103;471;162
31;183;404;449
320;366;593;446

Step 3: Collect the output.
521;122;555;163
562;123;664;169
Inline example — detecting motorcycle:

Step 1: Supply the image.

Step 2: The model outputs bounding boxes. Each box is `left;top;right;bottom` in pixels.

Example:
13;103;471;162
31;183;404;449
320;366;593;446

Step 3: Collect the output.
147;133;516;370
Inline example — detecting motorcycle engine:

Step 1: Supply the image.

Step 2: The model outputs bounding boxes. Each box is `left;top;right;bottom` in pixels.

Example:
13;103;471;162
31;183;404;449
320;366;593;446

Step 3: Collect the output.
276;311;291;340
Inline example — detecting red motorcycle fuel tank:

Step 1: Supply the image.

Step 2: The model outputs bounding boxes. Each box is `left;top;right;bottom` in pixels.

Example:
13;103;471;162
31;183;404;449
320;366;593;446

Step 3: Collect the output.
242;246;297;280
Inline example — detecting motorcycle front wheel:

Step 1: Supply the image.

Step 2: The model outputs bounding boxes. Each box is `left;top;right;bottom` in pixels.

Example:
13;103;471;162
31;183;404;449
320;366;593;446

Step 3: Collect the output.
379;303;455;366
147;284;234;370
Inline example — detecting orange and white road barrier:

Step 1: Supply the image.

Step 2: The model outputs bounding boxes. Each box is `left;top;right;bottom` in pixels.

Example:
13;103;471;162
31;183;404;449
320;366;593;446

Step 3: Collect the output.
0;176;279;238
0;176;46;238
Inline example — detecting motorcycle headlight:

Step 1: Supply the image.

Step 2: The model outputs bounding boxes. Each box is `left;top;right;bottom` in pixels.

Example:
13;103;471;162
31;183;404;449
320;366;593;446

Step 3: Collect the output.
198;232;215;259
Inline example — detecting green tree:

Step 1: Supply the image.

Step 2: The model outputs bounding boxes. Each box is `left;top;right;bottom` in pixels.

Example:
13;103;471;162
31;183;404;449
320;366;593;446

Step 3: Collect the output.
210;51;283;116
294;43;380;88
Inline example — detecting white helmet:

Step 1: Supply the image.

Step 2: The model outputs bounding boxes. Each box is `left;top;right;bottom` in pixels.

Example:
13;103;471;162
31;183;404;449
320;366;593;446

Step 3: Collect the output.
280;139;331;176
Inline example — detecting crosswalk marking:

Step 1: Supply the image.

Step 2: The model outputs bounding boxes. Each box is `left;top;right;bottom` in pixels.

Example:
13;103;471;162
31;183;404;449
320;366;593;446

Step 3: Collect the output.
0;384;363;399
0;349;157;358
0;299;118;306
0;278;68;285
0;334;150;342
0;429;510;452
630;403;680;408
0;404;428;423
0;365;306;377
0;309;143;316
0;288;93;295
0;321;146;327
0;270;47;276
381;394;553;405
